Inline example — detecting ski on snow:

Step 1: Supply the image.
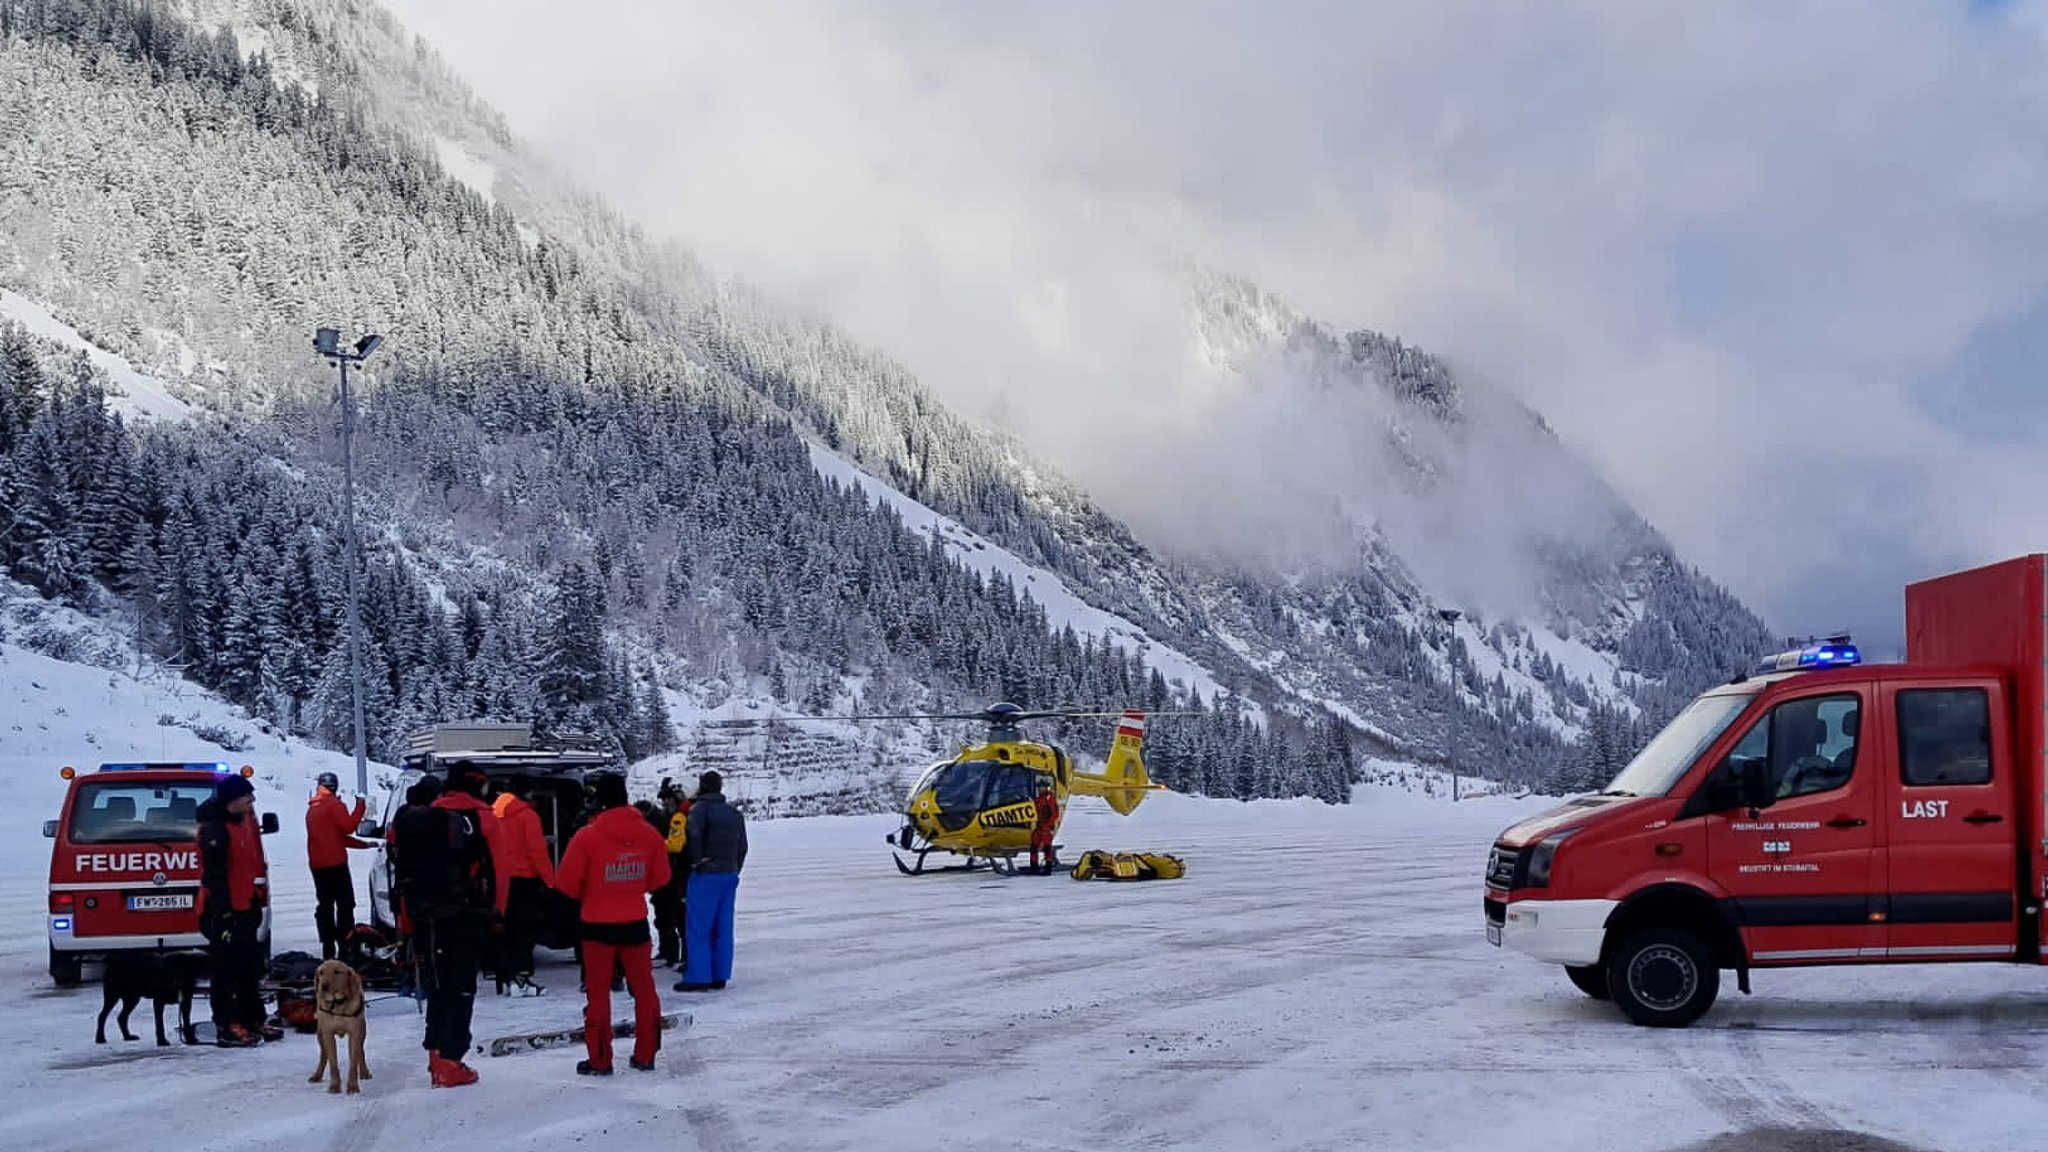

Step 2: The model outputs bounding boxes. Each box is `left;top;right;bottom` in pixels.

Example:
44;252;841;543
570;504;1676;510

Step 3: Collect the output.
479;1011;692;1057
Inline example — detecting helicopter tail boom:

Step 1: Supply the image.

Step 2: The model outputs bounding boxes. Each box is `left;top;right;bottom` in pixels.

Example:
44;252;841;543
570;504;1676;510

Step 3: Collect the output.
1069;710;1158;816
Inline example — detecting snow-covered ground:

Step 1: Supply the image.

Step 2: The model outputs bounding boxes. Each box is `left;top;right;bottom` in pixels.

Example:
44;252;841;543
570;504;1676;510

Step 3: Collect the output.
4;744;2047;1150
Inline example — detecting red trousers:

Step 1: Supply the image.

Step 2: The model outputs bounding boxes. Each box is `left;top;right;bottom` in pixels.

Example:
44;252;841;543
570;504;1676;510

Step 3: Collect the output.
1030;831;1055;870
580;938;661;1069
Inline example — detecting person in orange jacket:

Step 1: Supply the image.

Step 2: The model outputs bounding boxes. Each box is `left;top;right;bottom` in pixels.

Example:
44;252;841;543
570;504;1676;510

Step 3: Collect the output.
1030;778;1060;875
555;772;670;1076
491;778;555;996
307;771;372;960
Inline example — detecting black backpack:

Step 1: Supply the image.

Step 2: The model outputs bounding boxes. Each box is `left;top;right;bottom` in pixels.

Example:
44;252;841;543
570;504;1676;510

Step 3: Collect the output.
393;804;495;921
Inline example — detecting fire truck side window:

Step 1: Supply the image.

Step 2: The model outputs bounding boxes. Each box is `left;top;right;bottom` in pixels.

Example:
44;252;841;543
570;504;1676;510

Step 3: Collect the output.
1738;693;1861;800
1897;688;1993;787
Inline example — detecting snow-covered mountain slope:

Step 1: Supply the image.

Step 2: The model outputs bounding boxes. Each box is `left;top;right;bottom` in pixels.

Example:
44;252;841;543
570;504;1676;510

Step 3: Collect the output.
0;290;195;423
0;0;1775;803
806;441;1242;715
0;577;366;865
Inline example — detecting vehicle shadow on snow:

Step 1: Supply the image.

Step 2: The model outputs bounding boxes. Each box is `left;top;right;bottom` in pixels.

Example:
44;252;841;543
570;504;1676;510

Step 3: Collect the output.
1666;1127;1934;1152
1701;994;2048;1034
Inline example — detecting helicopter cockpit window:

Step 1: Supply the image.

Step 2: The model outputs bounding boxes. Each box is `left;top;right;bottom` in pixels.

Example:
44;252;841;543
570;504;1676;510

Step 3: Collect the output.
984;764;1039;810
930;762;986;817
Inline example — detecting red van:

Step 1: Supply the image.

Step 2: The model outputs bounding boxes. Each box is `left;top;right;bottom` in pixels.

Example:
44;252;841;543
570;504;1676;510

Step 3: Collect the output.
43;762;278;985
1485;554;2048;1026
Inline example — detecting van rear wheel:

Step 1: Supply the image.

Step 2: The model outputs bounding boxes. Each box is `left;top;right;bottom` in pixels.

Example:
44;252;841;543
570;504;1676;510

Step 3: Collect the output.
1606;926;1718;1027
49;947;81;987
1565;963;1610;1000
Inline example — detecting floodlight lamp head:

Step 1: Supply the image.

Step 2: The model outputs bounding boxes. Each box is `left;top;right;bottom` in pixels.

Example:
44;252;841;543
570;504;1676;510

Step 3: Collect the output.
355;334;384;358
314;327;341;357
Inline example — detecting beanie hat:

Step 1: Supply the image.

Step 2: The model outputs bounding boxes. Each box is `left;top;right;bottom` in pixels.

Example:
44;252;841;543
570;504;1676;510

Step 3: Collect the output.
215;774;255;802
697;770;723;796
315;771;339;792
446;762;489;797
590;772;628;809
406;776;444;806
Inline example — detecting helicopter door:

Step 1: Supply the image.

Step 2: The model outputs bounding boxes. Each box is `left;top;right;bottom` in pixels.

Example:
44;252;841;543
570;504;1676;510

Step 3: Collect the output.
983;765;1038;812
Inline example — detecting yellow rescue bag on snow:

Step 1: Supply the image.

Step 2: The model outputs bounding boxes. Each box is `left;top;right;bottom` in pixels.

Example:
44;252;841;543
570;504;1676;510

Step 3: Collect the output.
1069;849;1185;881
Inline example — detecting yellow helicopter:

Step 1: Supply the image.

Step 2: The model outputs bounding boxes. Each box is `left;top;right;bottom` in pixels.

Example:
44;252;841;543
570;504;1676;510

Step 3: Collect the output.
708;702;1182;875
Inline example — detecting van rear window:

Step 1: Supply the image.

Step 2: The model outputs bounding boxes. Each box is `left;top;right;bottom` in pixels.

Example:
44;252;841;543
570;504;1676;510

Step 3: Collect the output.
67;781;216;844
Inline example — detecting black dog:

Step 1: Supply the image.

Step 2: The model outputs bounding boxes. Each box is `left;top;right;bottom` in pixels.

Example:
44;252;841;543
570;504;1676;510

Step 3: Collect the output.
96;950;205;1046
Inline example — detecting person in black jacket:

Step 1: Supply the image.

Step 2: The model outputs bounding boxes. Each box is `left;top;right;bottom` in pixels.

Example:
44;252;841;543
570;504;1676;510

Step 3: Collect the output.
674;771;746;993
196;774;276;1047
393;765;503;1088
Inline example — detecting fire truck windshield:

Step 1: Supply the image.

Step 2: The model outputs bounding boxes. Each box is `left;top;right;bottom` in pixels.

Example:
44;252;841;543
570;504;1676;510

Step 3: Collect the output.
1599;691;1755;798
66;780;215;845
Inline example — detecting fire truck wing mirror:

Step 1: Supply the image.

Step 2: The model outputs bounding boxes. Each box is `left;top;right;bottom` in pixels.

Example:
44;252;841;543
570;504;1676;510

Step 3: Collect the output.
42;820;57;838
358;819;383;839
260;811;280;835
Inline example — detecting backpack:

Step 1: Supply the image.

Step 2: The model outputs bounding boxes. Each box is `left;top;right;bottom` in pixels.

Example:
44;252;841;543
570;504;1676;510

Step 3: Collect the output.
394;805;495;921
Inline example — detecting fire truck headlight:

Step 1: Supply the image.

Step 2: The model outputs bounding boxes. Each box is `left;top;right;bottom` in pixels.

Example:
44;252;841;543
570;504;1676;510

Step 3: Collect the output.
1526;828;1579;888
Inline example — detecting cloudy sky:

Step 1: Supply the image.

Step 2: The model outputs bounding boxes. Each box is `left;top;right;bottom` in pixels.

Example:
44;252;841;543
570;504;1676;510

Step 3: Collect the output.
385;0;2048;656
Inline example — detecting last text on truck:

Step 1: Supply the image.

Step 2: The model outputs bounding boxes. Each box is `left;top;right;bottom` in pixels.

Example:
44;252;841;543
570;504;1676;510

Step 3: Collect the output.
1484;552;2048;1027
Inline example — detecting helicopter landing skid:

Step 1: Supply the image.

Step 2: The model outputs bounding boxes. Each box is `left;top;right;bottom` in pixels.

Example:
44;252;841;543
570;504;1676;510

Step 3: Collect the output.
889;843;1022;877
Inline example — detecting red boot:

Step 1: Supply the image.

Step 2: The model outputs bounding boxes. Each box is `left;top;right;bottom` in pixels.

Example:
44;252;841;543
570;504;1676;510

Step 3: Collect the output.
430;1054;479;1087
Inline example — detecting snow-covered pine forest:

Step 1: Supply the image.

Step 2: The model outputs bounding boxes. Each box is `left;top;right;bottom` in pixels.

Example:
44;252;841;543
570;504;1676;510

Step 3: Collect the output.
0;0;1778;805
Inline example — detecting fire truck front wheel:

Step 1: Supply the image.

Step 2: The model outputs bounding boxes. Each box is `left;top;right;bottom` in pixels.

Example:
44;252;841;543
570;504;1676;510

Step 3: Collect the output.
1605;926;1719;1028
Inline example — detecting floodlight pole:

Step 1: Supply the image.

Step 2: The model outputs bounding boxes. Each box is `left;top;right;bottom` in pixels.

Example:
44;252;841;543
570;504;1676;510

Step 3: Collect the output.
315;328;384;799
1437;608;1462;802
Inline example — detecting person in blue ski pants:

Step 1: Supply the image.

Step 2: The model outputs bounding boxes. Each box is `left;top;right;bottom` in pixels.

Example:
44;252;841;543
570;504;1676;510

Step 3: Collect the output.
675;771;746;992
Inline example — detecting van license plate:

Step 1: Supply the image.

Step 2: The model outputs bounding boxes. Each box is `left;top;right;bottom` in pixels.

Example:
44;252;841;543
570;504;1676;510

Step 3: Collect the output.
1486;922;1501;947
128;894;193;911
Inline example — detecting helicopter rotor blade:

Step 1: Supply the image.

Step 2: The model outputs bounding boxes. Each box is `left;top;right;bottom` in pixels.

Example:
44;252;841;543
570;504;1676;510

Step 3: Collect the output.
698;709;1006;728
695;706;1210;729
1014;709;1208;719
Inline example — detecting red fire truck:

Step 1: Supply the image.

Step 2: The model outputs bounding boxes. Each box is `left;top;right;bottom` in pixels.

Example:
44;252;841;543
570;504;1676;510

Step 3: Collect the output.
43;761;279;985
1485;553;2048;1026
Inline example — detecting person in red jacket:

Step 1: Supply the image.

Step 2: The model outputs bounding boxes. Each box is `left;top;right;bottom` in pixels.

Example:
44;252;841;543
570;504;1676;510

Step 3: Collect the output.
1030;778;1060;875
555;772;670;1076
306;771;372;960
491;778;555;996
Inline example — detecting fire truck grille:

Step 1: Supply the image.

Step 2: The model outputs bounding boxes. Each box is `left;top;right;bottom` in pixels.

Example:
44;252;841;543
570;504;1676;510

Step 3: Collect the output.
1485;843;1525;890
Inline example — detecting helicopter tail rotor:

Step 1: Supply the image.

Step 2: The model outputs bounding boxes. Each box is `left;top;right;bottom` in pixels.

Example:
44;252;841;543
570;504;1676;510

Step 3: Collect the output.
1070;709;1160;816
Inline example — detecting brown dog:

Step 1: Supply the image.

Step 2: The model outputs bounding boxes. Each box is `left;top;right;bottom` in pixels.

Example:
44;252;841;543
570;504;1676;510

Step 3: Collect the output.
307;960;371;1094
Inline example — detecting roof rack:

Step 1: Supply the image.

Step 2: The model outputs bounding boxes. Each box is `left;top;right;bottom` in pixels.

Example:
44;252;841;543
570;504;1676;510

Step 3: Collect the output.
400;721;622;771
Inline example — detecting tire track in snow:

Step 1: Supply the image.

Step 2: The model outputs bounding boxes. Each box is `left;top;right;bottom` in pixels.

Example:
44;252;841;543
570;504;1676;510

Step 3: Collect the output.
321;1094;389;1152
684;1104;747;1152
1669;1015;1835;1134
1723;1023;1836;1130
801;850;1488;1135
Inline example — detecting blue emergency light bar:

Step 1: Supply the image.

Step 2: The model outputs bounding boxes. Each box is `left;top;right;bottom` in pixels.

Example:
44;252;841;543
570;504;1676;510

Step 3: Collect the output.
1753;639;1861;674
97;761;236;773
